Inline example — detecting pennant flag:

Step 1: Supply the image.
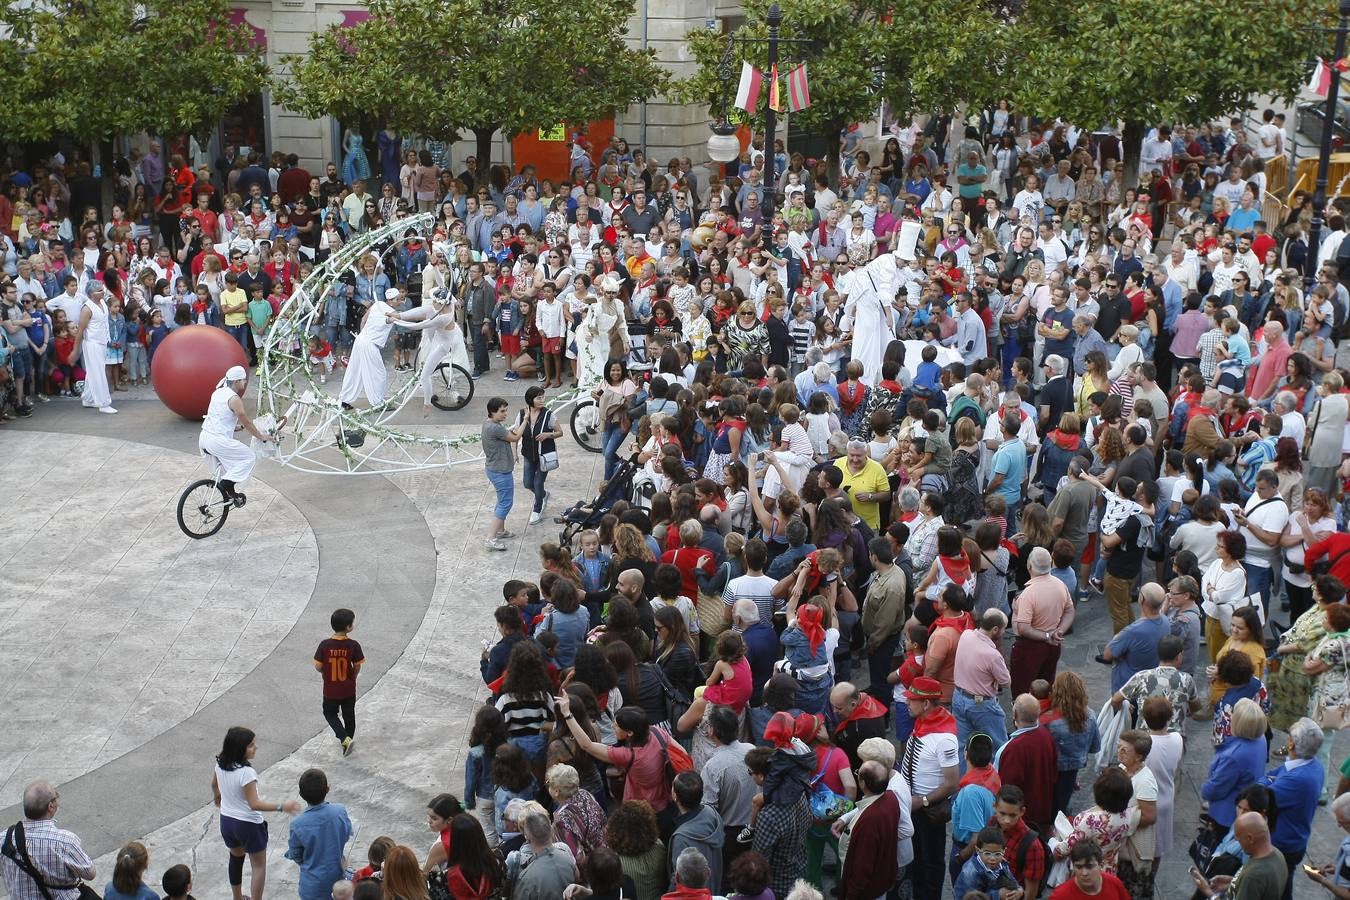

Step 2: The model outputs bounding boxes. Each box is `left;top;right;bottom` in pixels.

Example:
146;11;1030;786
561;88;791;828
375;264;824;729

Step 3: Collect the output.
787;64;811;112
1336;57;1350;72
734;61;763;112
1311;57;1331;98
768;63;782;112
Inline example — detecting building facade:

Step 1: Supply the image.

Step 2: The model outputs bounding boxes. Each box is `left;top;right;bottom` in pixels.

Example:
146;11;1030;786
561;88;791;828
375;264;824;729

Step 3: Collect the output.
226;0;746;177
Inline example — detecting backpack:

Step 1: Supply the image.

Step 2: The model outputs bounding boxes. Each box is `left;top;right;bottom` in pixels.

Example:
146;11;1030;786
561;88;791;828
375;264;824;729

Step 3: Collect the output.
1014;827;1044;898
948;395;986;438
652;726;693;785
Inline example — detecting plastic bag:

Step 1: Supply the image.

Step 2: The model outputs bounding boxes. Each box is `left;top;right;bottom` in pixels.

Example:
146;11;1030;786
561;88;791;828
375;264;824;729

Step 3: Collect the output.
1094;699;1130;770
250;414;280;459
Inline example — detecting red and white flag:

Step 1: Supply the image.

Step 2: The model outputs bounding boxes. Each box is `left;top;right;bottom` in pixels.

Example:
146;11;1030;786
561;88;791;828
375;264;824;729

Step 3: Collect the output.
786;64;811;112
734;61;763;111
1310;57;1331;98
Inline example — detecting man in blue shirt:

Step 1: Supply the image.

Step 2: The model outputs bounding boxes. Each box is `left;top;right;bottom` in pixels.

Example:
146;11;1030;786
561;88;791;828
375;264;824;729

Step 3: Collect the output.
1098;583;1170;691
1265;717;1326;898
987;412;1026;530
286;769;353;900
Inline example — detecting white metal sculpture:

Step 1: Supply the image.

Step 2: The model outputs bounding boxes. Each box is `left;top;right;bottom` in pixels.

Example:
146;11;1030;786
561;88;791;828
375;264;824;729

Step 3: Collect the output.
256;213;488;475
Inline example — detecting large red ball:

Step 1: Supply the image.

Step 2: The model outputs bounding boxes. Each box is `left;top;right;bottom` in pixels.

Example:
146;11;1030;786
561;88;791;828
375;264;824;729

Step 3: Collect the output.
151;325;250;420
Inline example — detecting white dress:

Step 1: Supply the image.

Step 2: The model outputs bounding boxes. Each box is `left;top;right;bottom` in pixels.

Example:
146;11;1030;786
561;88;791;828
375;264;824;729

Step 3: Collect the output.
338;300;397;406
576;301;623;390
839;253;899;386
399;303;469;403
198;386;256;482
79;297;112;409
1145;730;1184;859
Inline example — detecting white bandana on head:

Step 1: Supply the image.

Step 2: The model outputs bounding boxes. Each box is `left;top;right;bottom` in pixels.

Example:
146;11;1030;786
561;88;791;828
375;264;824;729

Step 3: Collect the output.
217;365;247;389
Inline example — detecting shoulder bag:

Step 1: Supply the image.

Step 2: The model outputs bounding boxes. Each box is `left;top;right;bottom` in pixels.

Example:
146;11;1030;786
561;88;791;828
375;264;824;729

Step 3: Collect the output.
1314;633;1350;731
1;822;100;900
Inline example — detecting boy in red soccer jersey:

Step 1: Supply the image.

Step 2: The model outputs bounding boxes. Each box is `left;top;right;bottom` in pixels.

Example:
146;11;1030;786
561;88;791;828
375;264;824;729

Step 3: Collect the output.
313;608;365;756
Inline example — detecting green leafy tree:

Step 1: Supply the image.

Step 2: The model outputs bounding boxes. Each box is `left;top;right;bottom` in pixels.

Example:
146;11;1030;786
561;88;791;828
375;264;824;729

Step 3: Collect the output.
676;0;1006;180
277;0;669;171
0;0;267;142
1008;0;1334;183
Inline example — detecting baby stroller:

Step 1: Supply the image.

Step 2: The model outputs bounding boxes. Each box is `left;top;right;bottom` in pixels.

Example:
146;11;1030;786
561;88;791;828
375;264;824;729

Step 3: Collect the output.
558;453;642;551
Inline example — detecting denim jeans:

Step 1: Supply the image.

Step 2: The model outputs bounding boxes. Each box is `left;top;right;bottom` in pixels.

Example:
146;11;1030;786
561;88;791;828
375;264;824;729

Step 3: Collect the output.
522;455;549;513
226;323;249;356
471;321;490;374
952;689;1009;773
486;468;514;520
602;422;626;480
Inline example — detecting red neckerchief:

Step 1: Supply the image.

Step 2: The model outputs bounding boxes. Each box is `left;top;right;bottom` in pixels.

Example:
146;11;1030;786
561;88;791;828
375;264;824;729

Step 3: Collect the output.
929;610;975;636
1050;429;1081;450
960;764;1002;793
839;379;865;412
912;705;958;738
833;692;888;733
878;379;903;394
938;553;972;586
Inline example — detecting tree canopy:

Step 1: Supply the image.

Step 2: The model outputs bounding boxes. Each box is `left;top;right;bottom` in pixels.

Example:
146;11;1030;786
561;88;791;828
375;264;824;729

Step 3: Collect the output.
675;0;1006;174
0;0;268;142
277;0;669;169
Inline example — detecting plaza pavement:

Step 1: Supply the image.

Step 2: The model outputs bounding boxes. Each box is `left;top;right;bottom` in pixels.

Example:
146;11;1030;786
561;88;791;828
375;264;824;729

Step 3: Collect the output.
0;375;1344;899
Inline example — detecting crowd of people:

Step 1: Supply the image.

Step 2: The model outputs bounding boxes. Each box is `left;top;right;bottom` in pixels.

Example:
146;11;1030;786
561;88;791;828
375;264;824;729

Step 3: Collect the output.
9;108;1350;900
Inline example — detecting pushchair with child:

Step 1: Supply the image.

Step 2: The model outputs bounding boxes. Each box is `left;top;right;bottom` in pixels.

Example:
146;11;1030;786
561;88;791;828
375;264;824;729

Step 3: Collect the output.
557;453;642;551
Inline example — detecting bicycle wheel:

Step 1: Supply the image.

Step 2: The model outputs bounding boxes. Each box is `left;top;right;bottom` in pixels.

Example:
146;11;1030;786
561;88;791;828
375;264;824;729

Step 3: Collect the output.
569;400;604;453
177;479;230;539
430;363;474;411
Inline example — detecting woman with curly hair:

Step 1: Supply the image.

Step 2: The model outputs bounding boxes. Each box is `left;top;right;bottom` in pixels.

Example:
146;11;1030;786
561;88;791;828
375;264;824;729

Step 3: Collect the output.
494;641;554;780
491;743;537;839
609;523;657;595
603;800;667;900
1043;671;1101;818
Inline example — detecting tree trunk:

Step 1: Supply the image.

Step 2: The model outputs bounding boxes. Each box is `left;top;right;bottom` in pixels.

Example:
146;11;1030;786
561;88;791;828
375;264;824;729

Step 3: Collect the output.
475;126;496;175
824;120;845;189
1121;119;1144;194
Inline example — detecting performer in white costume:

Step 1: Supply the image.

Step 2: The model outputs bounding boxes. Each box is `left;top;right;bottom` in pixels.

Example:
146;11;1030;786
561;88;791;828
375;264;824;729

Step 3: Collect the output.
387;290;469;416
837;219;922;387
198;365;274;506
575;276;628;390
338;287;400;407
71;281;115;414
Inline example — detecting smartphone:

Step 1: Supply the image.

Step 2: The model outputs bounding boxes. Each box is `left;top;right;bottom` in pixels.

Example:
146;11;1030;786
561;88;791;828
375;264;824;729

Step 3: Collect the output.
1304;864;1321;876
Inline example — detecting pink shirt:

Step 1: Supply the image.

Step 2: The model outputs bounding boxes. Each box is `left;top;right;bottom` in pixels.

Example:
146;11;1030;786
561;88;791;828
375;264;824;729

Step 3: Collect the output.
1013;574;1073;633
953;628;1011;698
1248;338;1291;401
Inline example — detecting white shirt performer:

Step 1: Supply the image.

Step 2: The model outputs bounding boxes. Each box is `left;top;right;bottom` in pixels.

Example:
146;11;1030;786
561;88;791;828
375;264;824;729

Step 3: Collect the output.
387;292;469;416
838;253;900;386
199;365;274;507
338;287;399;408
71;283;115;414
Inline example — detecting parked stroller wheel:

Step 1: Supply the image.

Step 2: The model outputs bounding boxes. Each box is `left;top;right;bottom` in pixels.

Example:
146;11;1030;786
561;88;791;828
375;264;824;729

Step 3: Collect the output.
569;400;603;453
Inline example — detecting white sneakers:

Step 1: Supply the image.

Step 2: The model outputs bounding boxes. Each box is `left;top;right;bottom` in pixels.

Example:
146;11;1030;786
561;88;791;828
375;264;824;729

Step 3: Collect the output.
97;407;118;414
528;512;543;525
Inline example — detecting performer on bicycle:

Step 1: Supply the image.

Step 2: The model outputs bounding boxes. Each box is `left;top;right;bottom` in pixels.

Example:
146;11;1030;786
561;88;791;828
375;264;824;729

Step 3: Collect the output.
386;288;468;417
200;365;273;507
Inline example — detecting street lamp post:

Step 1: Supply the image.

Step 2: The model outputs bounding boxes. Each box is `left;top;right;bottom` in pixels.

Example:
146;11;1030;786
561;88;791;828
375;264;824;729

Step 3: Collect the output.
705;2;809;249
1308;0;1350;293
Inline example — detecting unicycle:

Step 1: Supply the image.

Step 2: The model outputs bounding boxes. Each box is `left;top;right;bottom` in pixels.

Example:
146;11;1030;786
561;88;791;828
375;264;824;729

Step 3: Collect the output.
177;477;233;538
413;346;475;411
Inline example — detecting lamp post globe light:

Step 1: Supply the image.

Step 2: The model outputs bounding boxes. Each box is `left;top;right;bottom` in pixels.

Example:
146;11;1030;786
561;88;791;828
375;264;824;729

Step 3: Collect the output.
707;123;740;163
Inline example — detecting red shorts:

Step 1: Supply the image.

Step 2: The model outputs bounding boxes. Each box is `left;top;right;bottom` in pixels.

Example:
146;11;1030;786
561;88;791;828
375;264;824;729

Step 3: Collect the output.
542;336;563;355
500;334;521;356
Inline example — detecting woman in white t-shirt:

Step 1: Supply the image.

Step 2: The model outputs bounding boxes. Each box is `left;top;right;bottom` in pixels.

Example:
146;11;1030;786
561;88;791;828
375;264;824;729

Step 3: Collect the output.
211;726;301;900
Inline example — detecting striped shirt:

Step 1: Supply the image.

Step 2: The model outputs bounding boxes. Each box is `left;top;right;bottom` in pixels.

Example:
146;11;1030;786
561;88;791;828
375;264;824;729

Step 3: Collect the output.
0;819;96;900
494;691;552;740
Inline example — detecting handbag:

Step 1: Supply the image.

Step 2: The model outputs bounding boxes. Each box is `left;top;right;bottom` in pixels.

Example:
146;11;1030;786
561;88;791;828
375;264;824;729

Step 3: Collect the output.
539;450;559;472
807;751;855;824
916;795;953;825
1187;813;1226;871
1314;634;1350;731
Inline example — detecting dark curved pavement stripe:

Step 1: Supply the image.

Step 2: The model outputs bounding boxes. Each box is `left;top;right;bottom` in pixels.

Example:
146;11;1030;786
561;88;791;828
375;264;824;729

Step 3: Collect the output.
0;403;436;857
